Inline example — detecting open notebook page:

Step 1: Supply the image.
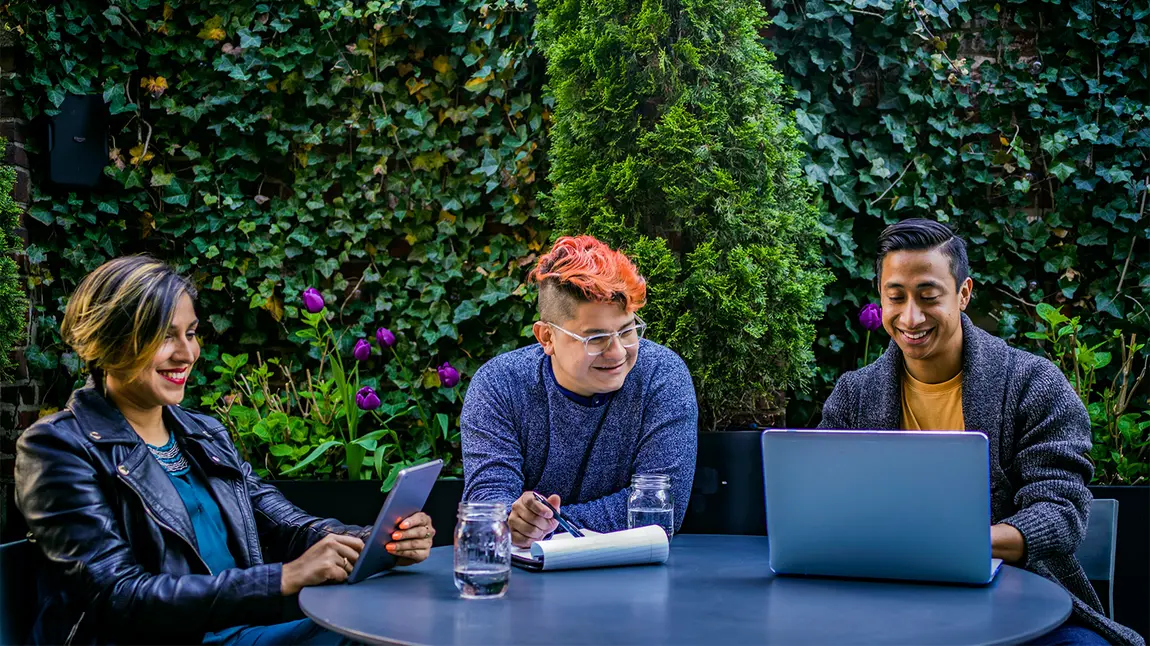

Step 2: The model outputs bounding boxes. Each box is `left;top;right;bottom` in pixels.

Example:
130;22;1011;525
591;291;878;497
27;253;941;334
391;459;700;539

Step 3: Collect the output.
513;525;669;571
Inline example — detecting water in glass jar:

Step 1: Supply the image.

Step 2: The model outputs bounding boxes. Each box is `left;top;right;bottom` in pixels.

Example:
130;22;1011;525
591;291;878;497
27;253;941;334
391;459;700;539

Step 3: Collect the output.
627;507;674;539
453;566;510;599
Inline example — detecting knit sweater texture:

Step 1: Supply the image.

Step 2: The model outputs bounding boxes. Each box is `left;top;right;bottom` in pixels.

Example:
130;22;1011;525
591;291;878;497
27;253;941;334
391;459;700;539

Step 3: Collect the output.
820;314;1143;646
461;339;698;532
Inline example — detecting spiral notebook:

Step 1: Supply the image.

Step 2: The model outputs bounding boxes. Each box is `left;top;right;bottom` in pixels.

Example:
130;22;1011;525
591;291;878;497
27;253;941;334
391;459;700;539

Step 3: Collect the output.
510;525;670;571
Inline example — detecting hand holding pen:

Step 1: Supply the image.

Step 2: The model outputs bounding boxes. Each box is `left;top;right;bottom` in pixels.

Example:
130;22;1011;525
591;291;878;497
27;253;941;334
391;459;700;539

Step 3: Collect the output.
508;491;584;547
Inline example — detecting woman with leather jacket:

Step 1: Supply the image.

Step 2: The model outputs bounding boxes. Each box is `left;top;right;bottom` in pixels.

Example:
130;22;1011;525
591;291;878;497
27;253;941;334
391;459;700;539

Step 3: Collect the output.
15;256;436;644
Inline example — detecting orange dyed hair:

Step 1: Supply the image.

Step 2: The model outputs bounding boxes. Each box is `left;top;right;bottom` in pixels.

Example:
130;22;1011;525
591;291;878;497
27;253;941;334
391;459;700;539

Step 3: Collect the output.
529;236;647;319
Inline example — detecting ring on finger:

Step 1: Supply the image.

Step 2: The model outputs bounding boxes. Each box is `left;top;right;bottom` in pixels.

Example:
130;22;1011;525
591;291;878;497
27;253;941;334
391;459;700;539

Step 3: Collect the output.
342;557;349;570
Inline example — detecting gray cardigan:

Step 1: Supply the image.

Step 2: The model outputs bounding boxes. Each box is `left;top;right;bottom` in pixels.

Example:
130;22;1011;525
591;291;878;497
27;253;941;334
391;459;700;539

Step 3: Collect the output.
820;314;1143;646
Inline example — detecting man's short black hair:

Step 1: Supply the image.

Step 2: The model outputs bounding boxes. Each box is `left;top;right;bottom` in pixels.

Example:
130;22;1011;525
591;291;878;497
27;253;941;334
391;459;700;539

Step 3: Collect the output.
876;219;969;288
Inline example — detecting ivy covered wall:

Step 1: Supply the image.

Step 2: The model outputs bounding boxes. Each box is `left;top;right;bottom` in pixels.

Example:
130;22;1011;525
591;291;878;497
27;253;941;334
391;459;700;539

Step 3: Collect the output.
4;0;1147;481
771;0;1150;483
8;0;549;427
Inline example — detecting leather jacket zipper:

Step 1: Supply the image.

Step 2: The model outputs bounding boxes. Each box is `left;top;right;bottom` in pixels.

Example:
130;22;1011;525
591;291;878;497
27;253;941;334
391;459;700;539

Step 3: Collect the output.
64;610;85;645
118;475;213;575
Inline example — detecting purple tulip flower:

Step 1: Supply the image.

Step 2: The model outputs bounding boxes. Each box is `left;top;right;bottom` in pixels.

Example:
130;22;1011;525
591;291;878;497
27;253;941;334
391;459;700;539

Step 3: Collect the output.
858;303;883;331
437;362;461;388
355;386;381;411
376;327;396;348
353;338;372;362
302;288;325;314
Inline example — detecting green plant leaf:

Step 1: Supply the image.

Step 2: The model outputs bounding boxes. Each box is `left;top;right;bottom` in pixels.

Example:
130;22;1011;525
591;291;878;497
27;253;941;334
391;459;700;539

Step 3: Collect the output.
437;413;449;439
280;440;342;476
270;444;295;457
1035;303;1069;326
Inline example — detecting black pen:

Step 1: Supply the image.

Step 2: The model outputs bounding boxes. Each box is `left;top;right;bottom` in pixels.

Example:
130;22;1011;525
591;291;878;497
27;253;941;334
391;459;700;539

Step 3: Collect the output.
531;491;585;538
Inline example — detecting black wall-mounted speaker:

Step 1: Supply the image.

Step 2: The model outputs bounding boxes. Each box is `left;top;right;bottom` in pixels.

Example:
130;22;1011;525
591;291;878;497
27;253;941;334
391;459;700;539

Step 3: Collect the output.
48;94;108;187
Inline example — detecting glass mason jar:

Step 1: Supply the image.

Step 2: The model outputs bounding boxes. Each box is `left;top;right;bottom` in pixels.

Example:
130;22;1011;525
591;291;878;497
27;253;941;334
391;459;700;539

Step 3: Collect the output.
453;502;511;599
627;473;674;539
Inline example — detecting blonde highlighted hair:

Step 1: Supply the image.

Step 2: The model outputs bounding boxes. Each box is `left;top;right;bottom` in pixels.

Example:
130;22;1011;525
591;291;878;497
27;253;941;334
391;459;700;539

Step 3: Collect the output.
62;255;197;384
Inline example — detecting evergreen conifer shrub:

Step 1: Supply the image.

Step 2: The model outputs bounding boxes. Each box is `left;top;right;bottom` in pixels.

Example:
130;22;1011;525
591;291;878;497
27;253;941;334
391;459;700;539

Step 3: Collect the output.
536;0;830;427
0;142;27;377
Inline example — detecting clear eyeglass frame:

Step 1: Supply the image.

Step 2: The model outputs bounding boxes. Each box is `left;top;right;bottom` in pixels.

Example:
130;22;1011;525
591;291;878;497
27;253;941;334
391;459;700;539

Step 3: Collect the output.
545;316;647;357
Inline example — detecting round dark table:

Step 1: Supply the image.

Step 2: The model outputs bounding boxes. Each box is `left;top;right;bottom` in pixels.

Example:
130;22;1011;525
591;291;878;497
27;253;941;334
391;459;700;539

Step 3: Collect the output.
299;535;1072;645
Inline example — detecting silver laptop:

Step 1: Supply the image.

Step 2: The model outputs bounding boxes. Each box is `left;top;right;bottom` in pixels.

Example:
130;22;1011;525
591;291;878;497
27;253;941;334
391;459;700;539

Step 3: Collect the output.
761;429;1003;585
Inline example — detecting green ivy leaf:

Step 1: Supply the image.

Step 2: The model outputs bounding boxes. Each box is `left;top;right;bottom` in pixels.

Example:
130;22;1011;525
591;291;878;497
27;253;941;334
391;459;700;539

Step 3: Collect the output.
1048;161;1076;182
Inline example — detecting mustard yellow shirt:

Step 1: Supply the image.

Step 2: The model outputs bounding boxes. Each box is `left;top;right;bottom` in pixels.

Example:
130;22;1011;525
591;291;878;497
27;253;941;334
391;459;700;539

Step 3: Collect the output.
900;370;965;431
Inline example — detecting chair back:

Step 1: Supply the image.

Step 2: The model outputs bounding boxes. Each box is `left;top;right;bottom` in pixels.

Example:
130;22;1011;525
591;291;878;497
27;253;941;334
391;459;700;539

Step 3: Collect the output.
1076;498;1119;619
0;539;40;645
680;431;767;535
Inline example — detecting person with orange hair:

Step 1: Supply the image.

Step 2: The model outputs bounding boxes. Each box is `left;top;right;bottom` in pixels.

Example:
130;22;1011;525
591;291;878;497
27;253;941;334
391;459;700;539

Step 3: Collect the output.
461;236;698;546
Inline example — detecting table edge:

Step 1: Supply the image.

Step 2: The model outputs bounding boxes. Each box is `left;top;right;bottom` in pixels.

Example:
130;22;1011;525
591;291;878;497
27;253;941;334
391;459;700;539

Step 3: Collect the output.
300;586;424;646
298;540;1077;646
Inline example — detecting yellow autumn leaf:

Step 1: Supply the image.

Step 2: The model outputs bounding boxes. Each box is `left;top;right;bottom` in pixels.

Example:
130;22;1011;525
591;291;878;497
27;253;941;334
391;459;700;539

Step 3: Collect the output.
163;2;174;20
464;72;494;92
140;76;168;96
197;16;226;40
377;26;403;47
140;211;155;238
411;152;447;171
296;151;309;167
261;295;285;322
266;79;279;92
40;406;60;418
405;233;418;245
439;210;456;223
406;77;429;96
999;136;1010;146
397;63;414;76
432;55;451;74
129;143;155;166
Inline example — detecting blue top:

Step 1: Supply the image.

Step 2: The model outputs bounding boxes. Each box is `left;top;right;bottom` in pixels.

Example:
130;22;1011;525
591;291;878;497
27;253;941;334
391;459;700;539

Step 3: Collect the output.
553;368;614;407
147;436;237;575
460;339;698;532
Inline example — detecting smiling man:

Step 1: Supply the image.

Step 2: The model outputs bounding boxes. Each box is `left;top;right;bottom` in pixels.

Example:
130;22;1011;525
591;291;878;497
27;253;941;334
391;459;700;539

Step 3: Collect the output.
461;236;697;546
820;219;1142;646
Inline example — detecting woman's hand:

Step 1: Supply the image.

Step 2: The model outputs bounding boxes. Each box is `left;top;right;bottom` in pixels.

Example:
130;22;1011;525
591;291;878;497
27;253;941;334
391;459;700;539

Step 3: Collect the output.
388;512;435;566
281;533;364;595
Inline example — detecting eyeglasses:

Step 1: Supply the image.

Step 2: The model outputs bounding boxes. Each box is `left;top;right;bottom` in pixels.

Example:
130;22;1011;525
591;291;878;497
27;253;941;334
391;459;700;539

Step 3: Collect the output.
545;316;647;357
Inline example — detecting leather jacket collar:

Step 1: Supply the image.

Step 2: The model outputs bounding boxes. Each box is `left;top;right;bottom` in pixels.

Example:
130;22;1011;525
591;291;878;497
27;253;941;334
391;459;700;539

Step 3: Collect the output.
66;382;253;569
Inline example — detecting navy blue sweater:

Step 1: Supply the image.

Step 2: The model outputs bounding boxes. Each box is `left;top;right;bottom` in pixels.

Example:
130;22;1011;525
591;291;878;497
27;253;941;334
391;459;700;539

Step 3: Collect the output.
460;339;698;532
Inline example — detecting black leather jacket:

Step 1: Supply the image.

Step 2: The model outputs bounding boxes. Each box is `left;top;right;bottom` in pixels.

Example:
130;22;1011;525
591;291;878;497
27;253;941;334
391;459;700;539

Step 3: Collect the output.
15;384;365;645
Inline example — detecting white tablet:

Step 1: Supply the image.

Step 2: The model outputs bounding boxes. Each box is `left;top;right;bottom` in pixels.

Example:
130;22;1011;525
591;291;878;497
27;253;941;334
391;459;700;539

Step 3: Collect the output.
347;459;443;583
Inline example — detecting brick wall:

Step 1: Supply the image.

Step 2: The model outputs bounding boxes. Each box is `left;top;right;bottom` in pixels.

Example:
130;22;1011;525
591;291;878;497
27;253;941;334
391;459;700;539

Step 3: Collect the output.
1;26;38;543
